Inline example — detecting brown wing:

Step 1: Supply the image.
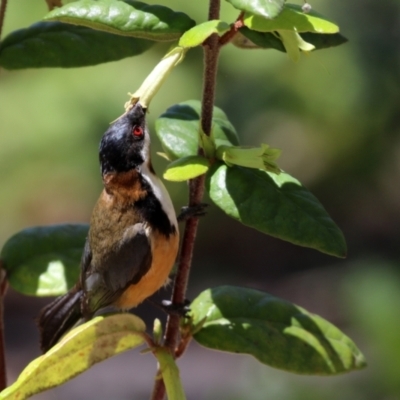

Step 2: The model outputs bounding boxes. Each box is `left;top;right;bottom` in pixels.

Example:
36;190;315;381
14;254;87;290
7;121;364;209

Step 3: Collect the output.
82;223;152;316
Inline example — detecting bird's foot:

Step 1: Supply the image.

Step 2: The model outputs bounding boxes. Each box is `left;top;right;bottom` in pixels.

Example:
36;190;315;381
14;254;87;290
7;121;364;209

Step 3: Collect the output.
177;203;208;222
160;299;191;317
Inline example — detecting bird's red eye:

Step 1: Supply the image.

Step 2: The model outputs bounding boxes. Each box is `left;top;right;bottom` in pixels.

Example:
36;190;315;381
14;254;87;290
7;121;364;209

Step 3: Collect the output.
132;126;143;137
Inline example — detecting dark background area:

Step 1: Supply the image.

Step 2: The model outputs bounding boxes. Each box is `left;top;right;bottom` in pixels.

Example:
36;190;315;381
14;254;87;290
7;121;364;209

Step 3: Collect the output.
1;0;400;399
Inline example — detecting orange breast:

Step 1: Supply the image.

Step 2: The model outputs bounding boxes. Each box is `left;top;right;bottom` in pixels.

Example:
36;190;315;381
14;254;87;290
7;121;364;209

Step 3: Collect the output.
113;228;179;309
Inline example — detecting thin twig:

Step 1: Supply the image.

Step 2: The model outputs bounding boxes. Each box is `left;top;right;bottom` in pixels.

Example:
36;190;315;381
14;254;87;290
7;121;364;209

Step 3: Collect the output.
150;1;221;399
45;0;62;11
0;260;8;390
219;12;245;46
0;0;9;41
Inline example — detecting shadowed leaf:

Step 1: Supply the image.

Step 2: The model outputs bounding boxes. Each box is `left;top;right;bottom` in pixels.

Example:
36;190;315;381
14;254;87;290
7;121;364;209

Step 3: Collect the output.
0;22;154;69
1;224;88;295
206;162;346;257
190;286;366;375
155;100;239;161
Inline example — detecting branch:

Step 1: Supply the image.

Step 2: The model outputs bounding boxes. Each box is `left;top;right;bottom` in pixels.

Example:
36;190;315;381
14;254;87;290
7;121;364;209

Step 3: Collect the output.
219;12;245;46
150;1;221;399
45;0;63;11
0;260;8;390
0;0;9;41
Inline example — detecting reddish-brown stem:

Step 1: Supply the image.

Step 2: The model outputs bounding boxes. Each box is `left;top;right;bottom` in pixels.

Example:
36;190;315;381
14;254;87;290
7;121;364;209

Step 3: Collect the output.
219;13;245;46
0;0;8;41
207;0;220;20
0;261;8;390
150;1;221;399
200;37;220;135
149;371;164;400
45;0;63;11
164;177;205;346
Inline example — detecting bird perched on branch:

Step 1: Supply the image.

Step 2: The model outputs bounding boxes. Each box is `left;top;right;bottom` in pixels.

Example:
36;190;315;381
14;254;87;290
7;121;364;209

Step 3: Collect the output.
38;103;179;352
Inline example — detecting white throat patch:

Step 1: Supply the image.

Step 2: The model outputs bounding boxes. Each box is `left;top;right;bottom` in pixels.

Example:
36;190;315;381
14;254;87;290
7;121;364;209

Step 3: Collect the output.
141;162;178;228
140;124;177;228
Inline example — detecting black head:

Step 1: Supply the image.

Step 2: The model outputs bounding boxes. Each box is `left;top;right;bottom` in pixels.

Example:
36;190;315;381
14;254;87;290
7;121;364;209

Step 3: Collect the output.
99;103;149;175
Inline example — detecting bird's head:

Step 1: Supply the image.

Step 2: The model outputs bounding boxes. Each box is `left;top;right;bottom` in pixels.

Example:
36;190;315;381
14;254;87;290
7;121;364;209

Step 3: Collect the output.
99;103;150;175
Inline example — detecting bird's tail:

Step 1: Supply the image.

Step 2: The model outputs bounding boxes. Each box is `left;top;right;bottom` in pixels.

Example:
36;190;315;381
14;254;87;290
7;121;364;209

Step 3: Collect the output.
37;288;82;353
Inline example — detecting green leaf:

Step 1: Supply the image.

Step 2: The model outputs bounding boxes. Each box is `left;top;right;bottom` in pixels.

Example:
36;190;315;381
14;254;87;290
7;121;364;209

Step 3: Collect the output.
216;144;281;173
225;0;285;19
0;21;154;69
300;31;348;50
179;20;230;48
0;314;146;400
163;155;209;182
199;130;216;159
237;27;348;52
155;100;239;161
206;163;346;257
154;348;186;400
190;286;366;375
244;4;339;34
0;224;88;296
233;28;284;50
44;0;196;41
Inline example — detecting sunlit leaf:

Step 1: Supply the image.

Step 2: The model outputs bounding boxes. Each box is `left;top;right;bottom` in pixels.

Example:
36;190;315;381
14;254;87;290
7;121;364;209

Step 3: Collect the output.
155;100;239;161
44;0;196;41
154;347;186;400
0;22;154;69
190;286;366;375
0;314;146;400
244;4;339;34
237;27;348;52
216;144;281;174
0;224;87;295
179;20;230;48
163;155;209;181
225;0;285;19
206;162;346;257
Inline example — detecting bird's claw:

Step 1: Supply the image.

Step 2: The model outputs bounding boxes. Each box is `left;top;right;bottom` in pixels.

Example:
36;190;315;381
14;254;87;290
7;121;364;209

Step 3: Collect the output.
177;203;209;222
160;299;191;317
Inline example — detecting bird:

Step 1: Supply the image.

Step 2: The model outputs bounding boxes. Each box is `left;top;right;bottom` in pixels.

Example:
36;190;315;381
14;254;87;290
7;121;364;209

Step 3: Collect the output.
38;102;179;353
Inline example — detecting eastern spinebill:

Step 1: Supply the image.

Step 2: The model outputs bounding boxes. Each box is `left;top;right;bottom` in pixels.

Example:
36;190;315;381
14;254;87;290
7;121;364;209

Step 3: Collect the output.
38;103;179;352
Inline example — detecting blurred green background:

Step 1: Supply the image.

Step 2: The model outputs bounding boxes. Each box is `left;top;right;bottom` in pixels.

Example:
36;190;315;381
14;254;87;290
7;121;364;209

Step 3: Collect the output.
1;0;400;399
